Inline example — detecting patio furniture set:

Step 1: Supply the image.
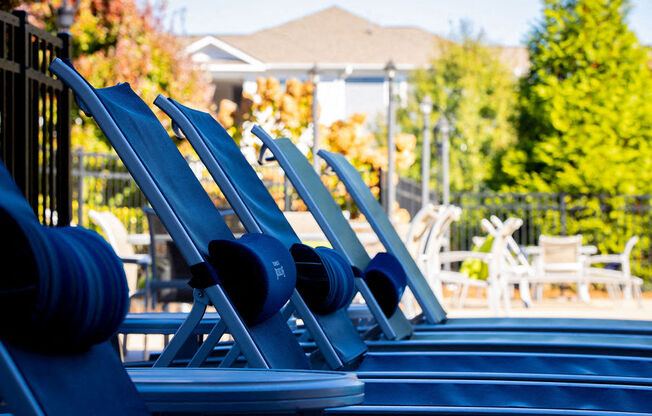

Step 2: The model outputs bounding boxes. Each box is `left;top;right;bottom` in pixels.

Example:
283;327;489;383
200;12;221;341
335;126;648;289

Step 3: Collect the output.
2;58;652;415
404;204;643;312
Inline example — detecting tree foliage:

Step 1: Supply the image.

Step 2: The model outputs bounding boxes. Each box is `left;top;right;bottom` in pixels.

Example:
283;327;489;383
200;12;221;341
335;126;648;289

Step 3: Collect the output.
495;0;652;194
398;29;518;192
23;0;214;152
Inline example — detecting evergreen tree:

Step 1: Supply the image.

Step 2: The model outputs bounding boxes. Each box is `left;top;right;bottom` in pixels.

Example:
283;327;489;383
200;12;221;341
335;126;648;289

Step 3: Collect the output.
497;0;652;194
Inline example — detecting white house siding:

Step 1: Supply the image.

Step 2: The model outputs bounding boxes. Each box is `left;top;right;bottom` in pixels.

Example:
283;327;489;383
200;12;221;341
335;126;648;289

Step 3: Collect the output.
344;77;386;122
315;76;347;126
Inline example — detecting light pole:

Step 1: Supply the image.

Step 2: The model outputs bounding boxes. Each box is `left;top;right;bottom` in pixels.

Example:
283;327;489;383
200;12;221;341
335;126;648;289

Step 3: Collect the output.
310;64;320;172
436;114;452;257
385;60;397;218
56;0;80;32
419;95;433;208
435;114;451;207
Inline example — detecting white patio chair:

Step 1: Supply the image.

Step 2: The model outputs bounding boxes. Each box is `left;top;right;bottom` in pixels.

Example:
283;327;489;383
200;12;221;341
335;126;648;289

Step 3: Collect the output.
401;203;441;316
584;236;642;305
88;209;151;298
403;203;440;261
421;205;490;309
482;217;525;314
535;234;589;302
485;216;533;307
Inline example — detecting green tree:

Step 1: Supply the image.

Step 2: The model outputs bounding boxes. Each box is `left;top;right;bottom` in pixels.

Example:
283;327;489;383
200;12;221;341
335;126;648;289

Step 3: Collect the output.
398;28;518;192
496;0;652;194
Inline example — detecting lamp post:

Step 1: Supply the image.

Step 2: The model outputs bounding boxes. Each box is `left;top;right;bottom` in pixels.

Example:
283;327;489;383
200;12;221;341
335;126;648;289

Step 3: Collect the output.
310;64;320;172
419;95;433;208
436;114;452;257
56;0;80;32
385;60;397;218
435;114;451;207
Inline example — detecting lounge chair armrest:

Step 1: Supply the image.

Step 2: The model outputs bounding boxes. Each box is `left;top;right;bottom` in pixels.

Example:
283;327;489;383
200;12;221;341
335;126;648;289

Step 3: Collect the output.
127;233;150;246
128;289;146;299
439;251;490;264
121;254;152;266
585;254;622;266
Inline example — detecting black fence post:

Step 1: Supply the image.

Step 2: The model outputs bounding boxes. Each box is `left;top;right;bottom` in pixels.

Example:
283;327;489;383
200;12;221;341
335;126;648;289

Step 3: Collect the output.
11;10;29;200
56;32;72;226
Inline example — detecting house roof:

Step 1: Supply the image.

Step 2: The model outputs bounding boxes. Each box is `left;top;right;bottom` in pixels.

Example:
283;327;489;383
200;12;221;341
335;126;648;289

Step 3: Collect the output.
186;6;529;73
214;6;447;66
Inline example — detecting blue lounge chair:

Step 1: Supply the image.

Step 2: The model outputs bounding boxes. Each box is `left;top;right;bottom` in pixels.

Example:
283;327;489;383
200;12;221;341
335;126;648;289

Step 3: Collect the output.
48;58;652;414
153;95;652;357
0;158;149;416
151;96;652;378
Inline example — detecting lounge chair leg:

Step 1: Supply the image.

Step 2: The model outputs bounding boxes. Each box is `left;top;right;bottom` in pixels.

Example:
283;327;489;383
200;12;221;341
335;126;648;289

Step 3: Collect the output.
458;283;469;308
578;283;591;303
187;319;227;367
623;282;634;301
519;279;532;307
154;290;209;367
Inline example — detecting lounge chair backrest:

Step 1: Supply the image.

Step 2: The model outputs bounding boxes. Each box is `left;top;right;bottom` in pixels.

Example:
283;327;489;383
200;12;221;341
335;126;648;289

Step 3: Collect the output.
539;235;583;267
154;97;368;368
49;60;211;267
49;58;310;370
254;130;414;341
154;96;301;250
489;215;530;267
319;150;447;324
422;205;461;262
404;204;438;259
623;236;639;259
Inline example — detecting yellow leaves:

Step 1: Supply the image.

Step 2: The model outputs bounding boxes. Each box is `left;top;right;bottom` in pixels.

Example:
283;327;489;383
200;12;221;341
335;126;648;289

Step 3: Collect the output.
279;94;300;129
395;133;416;151
285;78;304;98
218;99;237;129
260;77;282;103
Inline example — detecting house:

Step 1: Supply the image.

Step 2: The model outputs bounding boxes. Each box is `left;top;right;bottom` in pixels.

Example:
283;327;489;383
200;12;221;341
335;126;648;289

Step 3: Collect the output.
184;6;528;126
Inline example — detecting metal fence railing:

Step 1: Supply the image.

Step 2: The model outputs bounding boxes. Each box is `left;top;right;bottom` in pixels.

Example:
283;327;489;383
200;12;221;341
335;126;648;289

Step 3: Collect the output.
71;150;297;234
396;176;652;283
0;10;72;226
70;148;652;283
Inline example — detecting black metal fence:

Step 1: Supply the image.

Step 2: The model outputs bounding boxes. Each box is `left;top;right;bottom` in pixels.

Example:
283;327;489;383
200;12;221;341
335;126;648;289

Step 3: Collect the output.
71;150;295;234
68;146;652;282
0;10;72;226
396;176;652;282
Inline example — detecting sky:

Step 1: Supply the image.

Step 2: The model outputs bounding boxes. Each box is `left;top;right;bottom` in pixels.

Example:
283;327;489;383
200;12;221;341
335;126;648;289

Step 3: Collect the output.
161;0;652;46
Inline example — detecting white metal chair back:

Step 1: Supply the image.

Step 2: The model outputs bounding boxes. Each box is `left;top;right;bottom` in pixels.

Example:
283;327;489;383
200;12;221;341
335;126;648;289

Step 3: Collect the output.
539;234;583;272
490;216;529;267
422;205;462;264
404;203;439;260
622;236;639;276
89;209;138;292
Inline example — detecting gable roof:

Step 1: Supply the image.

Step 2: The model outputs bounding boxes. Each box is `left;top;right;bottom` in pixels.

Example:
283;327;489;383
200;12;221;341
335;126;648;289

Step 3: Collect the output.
184;6;529;73
212;6;447;66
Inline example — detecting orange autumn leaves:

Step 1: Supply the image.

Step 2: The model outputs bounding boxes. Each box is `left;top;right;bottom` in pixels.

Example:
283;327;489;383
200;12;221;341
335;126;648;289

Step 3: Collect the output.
23;0;214;152
218;76;415;221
